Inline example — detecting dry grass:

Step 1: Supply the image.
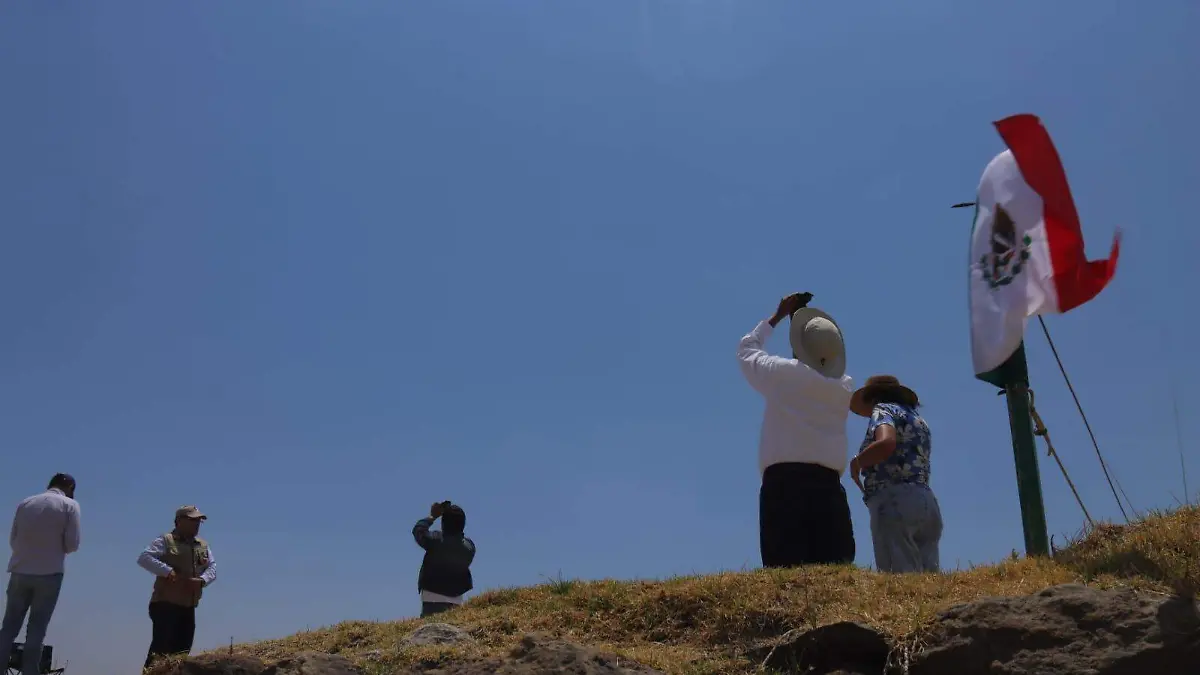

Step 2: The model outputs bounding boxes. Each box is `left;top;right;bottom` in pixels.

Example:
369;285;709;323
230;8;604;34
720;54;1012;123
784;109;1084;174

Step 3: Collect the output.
196;505;1200;675
1053;504;1200;593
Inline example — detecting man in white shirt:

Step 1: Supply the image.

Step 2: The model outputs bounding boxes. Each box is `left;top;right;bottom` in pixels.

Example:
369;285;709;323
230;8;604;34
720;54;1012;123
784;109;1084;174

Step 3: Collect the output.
737;293;856;568
0;474;81;675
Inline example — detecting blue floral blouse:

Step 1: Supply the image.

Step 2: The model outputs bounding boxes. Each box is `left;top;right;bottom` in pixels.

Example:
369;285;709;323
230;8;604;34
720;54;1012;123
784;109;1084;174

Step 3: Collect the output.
857;402;932;502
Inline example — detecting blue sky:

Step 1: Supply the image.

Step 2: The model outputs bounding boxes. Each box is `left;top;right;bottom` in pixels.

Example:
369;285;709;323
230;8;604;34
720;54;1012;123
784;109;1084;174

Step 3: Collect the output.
1;1;1197;673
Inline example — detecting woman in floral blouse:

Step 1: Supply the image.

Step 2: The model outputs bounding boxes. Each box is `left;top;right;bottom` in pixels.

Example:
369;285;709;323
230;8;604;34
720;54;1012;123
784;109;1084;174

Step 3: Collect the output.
848;375;943;573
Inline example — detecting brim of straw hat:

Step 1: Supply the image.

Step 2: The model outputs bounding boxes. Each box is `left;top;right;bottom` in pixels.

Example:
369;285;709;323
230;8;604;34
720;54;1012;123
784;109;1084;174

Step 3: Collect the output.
850;377;919;417
788;307;846;379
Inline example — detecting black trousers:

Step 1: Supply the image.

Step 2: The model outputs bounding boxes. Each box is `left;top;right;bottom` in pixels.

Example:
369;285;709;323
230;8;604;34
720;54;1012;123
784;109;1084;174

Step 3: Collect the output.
759;462;856;568
420;601;456;618
145;601;196;669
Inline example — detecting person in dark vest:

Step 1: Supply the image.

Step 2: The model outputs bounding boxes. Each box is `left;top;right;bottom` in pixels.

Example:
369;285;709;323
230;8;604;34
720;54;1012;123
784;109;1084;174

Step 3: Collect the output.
737;292;857;568
412;501;475;617
137;505;216;669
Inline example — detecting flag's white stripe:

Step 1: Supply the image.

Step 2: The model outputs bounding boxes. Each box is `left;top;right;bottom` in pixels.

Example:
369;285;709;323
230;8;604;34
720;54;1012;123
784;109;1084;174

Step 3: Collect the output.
969;149;1061;376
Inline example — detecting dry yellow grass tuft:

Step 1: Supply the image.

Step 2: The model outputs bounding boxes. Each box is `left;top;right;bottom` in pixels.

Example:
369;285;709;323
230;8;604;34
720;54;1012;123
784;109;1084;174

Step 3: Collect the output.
204;506;1200;675
1053;504;1200;594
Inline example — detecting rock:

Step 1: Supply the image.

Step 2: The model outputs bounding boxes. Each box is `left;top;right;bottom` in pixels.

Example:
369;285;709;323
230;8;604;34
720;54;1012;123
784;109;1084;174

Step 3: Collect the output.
909;583;1200;675
266;652;364;675
403;633;664;675
403;622;474;647
747;621;891;675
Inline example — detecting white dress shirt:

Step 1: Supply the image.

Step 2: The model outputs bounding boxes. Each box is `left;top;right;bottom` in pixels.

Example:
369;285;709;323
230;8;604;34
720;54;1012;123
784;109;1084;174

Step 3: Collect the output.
737;319;855;476
7;488;81;575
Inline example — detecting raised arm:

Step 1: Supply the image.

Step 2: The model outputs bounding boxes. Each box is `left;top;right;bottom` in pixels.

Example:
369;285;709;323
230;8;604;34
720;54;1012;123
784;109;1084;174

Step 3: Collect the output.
737;320;790;394
413;516;440;551
137;536;175;578
737;293;816;396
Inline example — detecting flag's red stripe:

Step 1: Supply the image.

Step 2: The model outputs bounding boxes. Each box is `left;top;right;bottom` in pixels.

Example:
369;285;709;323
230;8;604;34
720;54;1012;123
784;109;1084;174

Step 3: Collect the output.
993;114;1120;312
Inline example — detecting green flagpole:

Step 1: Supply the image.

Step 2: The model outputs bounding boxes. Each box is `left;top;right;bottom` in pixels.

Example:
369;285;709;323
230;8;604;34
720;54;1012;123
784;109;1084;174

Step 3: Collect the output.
958;201;1051;558
982;344;1051;557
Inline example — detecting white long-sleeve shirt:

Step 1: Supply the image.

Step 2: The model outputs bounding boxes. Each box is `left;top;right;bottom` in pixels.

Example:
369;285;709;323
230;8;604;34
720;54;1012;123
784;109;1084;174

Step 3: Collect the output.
737;319;855;476
7;488;81;575
137;535;218;586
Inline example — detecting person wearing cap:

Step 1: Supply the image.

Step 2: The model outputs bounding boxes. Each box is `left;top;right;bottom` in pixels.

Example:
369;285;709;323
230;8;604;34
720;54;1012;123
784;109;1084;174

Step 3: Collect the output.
737;292;856;568
849;375;942;573
412;501;475;617
137;505;217;669
0;474;80;675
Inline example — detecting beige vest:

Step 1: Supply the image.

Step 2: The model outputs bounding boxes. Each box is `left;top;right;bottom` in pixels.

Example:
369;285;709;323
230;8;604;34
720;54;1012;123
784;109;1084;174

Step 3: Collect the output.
149;532;210;608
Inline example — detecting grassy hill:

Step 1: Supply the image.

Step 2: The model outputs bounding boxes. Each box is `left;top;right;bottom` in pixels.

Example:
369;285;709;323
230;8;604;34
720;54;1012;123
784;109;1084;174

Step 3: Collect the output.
206;506;1200;675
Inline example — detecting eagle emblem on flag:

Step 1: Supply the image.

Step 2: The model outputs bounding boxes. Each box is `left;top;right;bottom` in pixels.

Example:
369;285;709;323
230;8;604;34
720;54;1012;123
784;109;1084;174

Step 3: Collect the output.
977;204;1033;289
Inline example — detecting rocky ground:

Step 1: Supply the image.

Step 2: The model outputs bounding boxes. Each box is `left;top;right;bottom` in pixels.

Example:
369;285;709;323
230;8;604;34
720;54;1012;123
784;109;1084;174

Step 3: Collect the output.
159;583;1200;675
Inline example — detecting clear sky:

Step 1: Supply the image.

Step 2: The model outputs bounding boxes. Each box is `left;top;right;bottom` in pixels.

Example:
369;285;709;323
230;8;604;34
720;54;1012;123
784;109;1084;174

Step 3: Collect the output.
1;1;1197;673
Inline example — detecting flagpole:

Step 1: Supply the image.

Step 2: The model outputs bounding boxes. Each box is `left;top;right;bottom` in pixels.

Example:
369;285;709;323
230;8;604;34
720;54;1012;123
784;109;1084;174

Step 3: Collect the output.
955;201;1051;557
995;344;1051;557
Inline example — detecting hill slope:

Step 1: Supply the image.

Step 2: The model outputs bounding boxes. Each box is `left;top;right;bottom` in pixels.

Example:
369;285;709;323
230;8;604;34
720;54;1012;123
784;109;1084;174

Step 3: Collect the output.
202;506;1200;675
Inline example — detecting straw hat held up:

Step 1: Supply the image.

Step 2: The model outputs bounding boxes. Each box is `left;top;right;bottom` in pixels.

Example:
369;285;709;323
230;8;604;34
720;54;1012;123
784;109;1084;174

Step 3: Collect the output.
788;307;846;379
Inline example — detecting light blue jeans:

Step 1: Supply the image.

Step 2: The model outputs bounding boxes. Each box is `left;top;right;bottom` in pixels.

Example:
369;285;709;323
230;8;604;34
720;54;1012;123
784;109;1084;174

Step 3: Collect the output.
866;482;943;573
0;573;64;675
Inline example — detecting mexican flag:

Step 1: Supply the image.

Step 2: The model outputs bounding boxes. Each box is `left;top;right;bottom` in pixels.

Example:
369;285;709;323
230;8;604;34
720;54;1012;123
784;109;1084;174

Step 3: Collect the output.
969;114;1121;386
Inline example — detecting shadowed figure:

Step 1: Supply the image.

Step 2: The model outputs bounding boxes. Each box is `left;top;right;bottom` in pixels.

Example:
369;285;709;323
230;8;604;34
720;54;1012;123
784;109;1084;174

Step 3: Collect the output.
413;501;476;617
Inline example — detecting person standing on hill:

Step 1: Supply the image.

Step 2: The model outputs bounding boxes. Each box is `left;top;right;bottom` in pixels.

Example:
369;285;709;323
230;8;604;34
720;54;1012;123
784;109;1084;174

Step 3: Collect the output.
0;474;81;675
137;505;217;669
737;292;857;568
412;501;475;617
849;375;943;573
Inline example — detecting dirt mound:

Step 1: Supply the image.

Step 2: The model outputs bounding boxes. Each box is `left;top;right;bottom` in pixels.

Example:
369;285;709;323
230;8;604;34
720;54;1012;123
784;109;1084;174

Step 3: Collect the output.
157;635;662;675
402;634;663;675
199;507;1200;674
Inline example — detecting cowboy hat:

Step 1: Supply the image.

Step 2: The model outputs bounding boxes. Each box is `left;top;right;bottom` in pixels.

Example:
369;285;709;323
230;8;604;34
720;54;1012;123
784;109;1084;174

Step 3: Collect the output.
788;307;846;379
850;375;919;417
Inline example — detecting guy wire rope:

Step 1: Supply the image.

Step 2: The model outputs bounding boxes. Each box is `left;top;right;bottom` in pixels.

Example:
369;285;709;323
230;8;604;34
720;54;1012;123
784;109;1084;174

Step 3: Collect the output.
1028;389;1096;529
1036;316;1131;522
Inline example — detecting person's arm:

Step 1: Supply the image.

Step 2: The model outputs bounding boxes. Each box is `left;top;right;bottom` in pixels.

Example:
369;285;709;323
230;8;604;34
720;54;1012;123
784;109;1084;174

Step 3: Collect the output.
137;536;175;578
737;320;814;397
851;408;899;472
413;517;439;550
63;501;81;554
9;508;17;550
737;293;815;396
199;547;217;587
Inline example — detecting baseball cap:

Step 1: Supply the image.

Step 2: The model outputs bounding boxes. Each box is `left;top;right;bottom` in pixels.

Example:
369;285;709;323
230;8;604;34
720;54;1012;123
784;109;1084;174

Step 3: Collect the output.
175;505;207;521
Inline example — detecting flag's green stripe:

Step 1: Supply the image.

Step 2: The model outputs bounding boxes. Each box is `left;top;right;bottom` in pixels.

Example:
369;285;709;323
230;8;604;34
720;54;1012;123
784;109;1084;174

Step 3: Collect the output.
975;342;1030;388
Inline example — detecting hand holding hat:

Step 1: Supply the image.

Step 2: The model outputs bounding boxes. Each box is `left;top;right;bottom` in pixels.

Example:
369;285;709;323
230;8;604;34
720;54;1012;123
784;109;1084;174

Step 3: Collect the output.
772;292;813;324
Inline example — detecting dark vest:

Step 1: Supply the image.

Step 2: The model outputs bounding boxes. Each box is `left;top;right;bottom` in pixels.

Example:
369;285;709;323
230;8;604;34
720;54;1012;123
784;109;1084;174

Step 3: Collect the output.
417;533;475;597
